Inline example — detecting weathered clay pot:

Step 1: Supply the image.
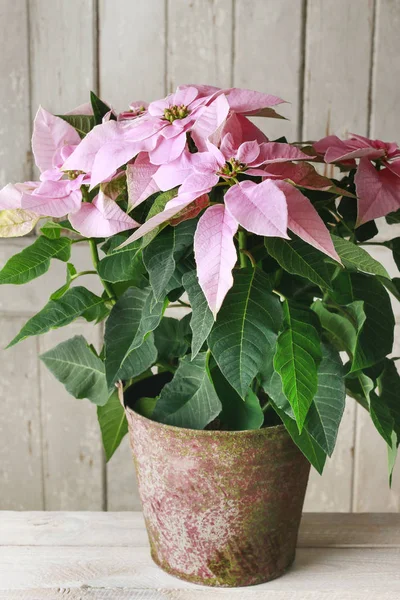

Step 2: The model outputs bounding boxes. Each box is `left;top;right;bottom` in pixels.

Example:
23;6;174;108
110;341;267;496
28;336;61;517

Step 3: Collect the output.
126;406;310;587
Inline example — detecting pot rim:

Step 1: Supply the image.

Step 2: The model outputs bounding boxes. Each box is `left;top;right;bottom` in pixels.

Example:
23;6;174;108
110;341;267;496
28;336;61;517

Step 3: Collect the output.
125;404;287;438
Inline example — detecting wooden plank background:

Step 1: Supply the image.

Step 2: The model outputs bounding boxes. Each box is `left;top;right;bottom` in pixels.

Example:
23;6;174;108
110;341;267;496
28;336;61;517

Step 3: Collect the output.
0;0;399;512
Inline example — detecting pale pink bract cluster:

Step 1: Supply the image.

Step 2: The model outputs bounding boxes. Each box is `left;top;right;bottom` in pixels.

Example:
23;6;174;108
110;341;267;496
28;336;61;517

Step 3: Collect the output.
1;84;399;316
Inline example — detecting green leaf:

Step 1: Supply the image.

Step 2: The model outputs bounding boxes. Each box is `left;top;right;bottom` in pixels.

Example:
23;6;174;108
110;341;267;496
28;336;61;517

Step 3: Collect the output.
260;357;327;472
312;300;358;354
269;400;327;474
274;302;322;431
301;344;345;456
90;91;112;124
153;316;190;364
97;390;128;461
141;188;178;244
380;277;400;302
40;220;63;239
40;335;109;406
104;287;161;389
345;371;374;411
97;240;145;283
135;397;158;419
152;353;222;429
388;431;398;487
378;359;400;439
8;286;106;346
346;274;395;372
0;236;71;285
0;208;39;238
264;236;334;290
50;263;77;300
182;270;214;359
386;209;400;225
331;234;390;279
369;391;394;447
209;268;282;398
57;114;96;138
211;365;264;430
384;237;400;271
143;219;196;302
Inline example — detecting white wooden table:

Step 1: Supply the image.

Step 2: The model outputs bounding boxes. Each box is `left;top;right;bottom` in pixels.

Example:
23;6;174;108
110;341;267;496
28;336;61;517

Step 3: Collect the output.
0;512;399;599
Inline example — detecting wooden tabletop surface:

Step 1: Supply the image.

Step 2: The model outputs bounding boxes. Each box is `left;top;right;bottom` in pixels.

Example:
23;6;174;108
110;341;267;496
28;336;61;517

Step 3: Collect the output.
0;512;399;599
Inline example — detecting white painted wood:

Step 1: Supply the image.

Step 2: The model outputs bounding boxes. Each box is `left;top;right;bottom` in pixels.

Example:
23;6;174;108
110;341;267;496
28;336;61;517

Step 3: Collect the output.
0;240;102;315
167;0;233;92
2;511;399;548
1;512;400;595
303;0;374;140
0;0;399;514
97;2;167;509
302;0;376;511
0;589;397;600
106;436;142;511
351;0;400;511
233;0;304;140
352;245;400;511
370;0;400;141
38;323;105;510
29;0;96;115
0;321;43;509
304;401;355;512
1;545;400;591
0;1;31;186
99;0;166;109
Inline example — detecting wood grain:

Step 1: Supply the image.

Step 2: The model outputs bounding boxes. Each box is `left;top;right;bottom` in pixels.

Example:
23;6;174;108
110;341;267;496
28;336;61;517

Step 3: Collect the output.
167;0;233;92
38;323;105;510
2;511;399;548
0;321;43;509
1;545;400;592
0;589;397;600
98;0;166;109
370;0;400;141
233;0;304;140
29;0;96;115
1;512;399;595
303;0;374;140
0;1;31;186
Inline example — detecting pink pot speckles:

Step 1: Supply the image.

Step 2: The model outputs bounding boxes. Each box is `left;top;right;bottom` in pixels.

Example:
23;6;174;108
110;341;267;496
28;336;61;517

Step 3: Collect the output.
126;407;310;587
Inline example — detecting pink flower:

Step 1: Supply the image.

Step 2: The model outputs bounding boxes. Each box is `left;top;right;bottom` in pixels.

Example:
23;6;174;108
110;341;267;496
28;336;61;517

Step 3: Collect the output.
118;101;148;121
122;135;339;315
63;87;230;187
0;107;139;240
21;177;84;217
178;84;285;118
314;133;400;224
0;107;84;218
69;190;139;238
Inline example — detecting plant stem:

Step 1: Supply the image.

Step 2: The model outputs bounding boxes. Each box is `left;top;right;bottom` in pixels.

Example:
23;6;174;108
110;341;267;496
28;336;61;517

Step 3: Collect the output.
242;249;256;267
70;270;97;281
176;299;191;308
361;241;387;246
89;238;116;303
238;230;248;268
71;238;89;245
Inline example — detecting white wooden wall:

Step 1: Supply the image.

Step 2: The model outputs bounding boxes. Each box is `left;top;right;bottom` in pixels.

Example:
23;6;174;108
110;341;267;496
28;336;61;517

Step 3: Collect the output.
0;0;399;512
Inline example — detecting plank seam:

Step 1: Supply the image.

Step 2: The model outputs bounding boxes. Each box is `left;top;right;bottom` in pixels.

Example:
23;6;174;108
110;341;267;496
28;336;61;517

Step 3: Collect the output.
230;0;236;87
36;336;46;510
164;0;169;94
297;0;308;141
367;0;378;137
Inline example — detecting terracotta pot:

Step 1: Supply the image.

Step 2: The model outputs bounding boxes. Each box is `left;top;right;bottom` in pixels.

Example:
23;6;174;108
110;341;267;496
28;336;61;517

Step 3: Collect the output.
126;406;310;587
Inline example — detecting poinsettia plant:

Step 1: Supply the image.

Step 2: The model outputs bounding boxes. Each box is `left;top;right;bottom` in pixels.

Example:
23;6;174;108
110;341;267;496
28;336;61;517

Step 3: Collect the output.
0;86;399;477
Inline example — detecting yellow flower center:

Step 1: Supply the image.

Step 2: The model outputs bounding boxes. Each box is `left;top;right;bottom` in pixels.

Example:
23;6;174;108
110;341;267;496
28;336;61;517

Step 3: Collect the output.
164;104;189;123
